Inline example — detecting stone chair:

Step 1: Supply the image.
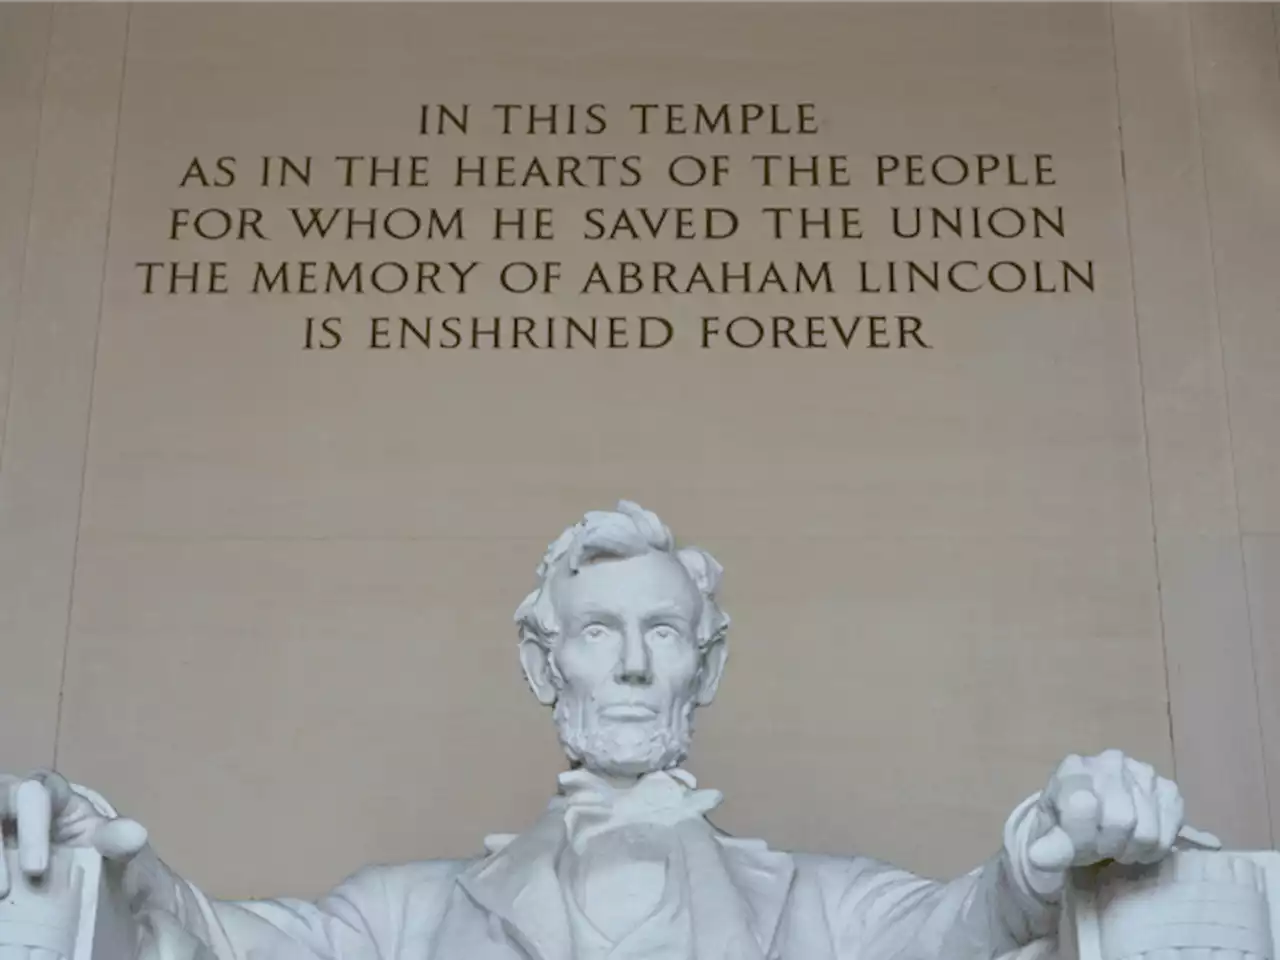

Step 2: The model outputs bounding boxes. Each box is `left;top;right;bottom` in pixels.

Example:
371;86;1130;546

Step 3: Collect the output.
1062;850;1280;960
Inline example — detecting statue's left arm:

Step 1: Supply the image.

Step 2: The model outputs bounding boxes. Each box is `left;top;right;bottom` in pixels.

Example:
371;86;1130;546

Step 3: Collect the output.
826;794;1055;960
827;750;1205;960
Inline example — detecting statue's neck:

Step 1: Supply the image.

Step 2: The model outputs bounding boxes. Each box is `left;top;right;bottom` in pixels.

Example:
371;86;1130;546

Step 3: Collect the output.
570;768;645;788
562;764;669;794
591;772;644;790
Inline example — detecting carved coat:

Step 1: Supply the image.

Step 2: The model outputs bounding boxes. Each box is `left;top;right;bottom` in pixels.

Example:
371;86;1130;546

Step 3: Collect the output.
106;772;1060;960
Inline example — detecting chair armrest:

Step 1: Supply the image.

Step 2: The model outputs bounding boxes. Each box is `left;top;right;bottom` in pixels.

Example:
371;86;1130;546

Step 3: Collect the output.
0;846;134;960
1063;850;1280;960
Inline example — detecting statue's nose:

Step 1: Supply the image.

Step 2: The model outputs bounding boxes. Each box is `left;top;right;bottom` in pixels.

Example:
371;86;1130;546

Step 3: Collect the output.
616;626;652;684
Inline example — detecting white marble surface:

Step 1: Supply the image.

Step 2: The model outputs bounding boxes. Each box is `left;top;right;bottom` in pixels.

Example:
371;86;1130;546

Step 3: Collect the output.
0;503;1229;960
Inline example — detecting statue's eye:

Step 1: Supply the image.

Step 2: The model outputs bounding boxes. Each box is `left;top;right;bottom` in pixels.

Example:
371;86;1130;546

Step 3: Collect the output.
582;623;610;641
649;625;679;643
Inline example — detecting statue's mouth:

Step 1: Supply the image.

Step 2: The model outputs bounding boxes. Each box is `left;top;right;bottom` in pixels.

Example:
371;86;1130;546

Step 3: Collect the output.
599;703;660;721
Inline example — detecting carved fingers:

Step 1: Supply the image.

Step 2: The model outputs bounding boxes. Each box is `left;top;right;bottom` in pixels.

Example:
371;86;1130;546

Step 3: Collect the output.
1;774;57;895
1026;750;1219;873
91;817;149;861
15;779;52;877
0;771;147;898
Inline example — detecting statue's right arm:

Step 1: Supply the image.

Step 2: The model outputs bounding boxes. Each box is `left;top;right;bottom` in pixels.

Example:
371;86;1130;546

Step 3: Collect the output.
0;774;458;960
120;847;460;960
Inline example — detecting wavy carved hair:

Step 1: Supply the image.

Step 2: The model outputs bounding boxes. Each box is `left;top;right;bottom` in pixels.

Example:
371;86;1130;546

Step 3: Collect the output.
513;501;731;660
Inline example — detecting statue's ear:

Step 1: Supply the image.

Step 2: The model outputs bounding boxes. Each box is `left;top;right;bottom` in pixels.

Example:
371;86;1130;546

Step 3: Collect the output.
520;637;558;705
695;634;728;706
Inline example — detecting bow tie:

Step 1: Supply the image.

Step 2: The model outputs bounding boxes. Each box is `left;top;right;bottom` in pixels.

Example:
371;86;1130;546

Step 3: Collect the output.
556;768;724;853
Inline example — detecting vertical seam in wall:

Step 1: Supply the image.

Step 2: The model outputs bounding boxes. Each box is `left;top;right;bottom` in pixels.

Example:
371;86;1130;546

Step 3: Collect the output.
1265;0;1280;844
1274;5;1280;72
0;7;55;484
1188;7;1274;845
51;2;132;770
1108;4;1177;779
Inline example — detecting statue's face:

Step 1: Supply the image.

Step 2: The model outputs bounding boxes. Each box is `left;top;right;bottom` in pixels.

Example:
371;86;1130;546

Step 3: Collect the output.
548;552;705;777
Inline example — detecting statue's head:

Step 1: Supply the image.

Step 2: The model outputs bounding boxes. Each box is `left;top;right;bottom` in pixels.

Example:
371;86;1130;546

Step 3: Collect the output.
514;501;730;778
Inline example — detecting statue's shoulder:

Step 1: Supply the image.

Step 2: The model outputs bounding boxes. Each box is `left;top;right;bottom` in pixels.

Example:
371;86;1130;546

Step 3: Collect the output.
791;850;880;871
331;857;477;906
790;851;918;889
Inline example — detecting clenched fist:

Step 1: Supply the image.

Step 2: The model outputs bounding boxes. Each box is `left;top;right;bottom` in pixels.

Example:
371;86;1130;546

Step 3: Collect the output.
0;771;148;897
1025;750;1219;872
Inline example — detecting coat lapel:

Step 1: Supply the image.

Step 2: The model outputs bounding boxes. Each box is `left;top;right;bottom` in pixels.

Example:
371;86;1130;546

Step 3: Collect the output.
453;780;798;960
716;836;797;956
595;823;796;960
458;811;573;960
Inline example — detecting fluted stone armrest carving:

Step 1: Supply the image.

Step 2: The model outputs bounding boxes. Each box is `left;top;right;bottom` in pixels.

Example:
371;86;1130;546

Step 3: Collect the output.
1064;850;1280;960
0;846;133;960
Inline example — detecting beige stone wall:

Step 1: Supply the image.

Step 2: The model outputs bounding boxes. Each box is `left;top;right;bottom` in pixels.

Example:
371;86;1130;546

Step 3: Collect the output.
1;3;1277;898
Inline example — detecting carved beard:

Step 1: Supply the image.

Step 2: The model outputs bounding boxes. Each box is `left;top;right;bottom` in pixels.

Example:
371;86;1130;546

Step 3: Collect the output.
553;690;696;777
